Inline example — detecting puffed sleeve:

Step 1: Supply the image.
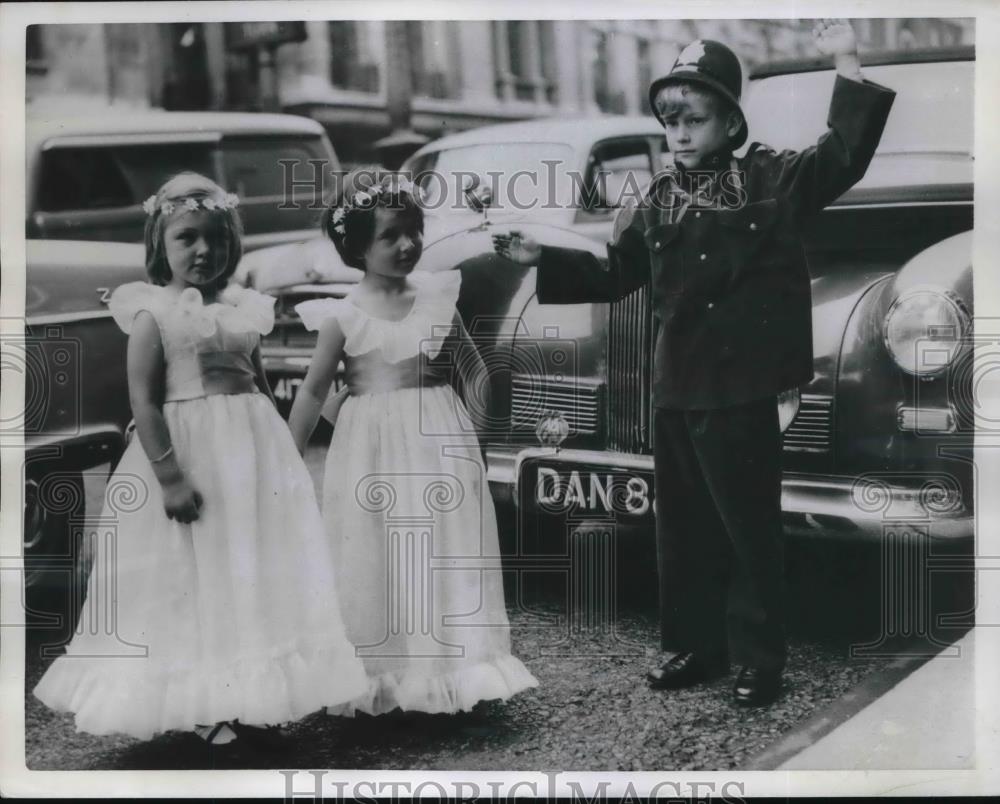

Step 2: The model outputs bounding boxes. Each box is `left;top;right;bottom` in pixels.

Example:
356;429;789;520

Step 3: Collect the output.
218;284;276;335
295;298;345;332
107;282;168;334
411;271;463;359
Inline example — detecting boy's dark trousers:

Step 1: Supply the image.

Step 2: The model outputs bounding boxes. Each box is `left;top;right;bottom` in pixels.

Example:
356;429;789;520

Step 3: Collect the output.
653;396;786;671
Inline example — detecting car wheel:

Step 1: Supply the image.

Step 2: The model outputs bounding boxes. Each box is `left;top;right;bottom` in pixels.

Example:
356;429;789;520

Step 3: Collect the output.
23;469;91;646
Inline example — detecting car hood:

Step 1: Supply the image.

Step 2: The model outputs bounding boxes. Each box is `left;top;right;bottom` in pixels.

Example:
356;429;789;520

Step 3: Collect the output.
26;240;146;319
889;230;973;303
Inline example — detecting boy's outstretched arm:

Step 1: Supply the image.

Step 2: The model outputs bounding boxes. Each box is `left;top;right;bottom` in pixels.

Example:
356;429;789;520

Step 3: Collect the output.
761;18;896;216
492;200;650;305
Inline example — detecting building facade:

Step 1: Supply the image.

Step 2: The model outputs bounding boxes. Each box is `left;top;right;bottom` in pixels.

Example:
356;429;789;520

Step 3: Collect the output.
27;18;974;164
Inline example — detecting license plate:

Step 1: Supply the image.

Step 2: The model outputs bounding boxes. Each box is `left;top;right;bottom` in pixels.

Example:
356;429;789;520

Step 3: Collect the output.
521;461;654;518
270;375;345;404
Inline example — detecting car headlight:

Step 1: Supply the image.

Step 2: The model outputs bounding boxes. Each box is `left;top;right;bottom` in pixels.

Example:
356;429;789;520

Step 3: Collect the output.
884;287;970;376
777;387;800;434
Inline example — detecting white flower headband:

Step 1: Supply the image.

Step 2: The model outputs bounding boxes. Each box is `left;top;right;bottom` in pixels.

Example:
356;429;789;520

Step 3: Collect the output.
329;176;424;236
142;192;240;217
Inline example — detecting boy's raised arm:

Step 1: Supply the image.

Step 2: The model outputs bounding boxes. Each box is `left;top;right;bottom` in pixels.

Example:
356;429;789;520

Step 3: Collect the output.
757;19;896;216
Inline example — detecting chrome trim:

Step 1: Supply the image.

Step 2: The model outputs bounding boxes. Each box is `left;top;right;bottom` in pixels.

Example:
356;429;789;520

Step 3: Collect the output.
23;479;46;550
43;132;222;149
896;405;958;434
26;310;114;326
485;447;972;542
783;393;834;453
607;283;654;453
781;473;971;541
828;201;971;210
510;375;602;435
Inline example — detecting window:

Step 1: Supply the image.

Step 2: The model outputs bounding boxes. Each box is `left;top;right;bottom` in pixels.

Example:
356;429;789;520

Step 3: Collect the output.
328;22;380;92
637;38;653;115
26;25;46;75
406;21;458;99
37;143;216;213
583;139;654;212
222;137;333;199
493;21;556;104
590;29;618;114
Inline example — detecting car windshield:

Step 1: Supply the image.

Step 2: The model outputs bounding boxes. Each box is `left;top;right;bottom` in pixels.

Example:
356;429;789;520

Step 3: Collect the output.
411;142;576;212
743;58;973;188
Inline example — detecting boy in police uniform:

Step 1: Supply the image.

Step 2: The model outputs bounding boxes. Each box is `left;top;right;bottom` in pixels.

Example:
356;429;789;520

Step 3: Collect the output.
494;19;895;705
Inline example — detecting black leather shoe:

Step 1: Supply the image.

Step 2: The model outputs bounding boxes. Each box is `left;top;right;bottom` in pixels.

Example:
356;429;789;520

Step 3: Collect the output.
647;652;728;690
732;666;782;706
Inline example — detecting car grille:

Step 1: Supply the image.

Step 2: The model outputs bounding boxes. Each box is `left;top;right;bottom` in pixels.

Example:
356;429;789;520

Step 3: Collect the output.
261;317;318;349
510;374;603;435
260;291;343;351
607;285;655;454
783;394;834;452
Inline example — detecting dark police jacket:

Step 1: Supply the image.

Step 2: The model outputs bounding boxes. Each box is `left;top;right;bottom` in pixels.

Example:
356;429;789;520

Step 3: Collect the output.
536;74;896;410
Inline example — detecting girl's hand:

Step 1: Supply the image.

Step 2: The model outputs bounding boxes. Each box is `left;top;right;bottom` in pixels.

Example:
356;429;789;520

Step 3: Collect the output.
492;230;542;266
162;477;204;524
813;18;857;57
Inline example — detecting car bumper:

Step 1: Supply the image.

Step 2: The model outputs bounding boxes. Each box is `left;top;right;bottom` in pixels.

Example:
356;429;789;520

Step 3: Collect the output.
485;446;973;543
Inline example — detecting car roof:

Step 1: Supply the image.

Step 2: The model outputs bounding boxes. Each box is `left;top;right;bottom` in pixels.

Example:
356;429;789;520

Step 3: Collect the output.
749;45;974;79
407;116;663;158
26;110;326;152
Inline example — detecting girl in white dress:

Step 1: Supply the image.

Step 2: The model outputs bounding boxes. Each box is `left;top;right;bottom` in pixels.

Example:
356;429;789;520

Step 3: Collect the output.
33;173;368;744
288;168;538;716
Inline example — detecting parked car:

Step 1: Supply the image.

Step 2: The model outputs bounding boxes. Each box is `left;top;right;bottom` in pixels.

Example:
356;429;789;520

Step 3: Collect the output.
243;48;976;571
418;46;975;568
26;110;340;253
402;114;665;243
22;240;146;640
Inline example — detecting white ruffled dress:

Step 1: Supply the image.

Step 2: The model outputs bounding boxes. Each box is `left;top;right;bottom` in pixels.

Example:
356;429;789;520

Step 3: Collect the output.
297;271;538;715
33;282;368;739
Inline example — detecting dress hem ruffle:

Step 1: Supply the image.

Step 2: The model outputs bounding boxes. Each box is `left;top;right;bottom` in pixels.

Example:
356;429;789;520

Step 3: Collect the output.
33;634;370;740
325;653;538;717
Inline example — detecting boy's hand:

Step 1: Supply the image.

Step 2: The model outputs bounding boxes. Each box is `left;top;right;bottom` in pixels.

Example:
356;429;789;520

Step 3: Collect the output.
163;477;203;524
492;230;542;266
813;18;858;57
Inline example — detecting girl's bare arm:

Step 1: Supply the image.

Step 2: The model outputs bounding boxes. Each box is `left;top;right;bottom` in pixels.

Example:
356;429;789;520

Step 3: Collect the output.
287;316;346;454
451;311;491;432
127;311;202;522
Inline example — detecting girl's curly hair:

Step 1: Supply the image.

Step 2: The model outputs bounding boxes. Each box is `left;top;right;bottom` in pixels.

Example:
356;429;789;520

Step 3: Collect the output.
321;166;424;271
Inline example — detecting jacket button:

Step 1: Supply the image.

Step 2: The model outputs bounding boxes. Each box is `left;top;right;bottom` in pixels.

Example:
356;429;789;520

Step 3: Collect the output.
655;241;661;249
695;211;702;218
707;302;715;310
750;222;758;231
700;253;707;261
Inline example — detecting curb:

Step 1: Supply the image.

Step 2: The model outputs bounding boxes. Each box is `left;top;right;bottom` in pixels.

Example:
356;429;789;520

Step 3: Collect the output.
743;635;967;771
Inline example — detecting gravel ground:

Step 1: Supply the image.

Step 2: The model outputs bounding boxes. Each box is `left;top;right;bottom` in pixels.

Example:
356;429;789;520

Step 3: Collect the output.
25;602;884;771
20;449;910;770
